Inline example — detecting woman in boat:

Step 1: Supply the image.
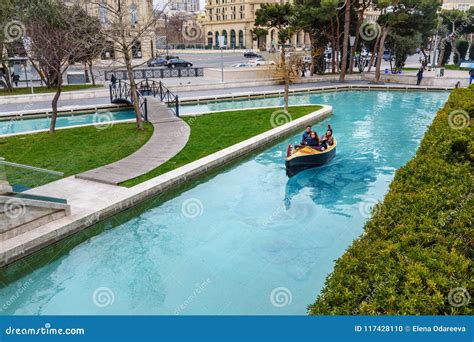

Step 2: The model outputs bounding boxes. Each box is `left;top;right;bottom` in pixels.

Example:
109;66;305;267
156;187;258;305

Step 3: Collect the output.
320;125;334;148
306;131;326;151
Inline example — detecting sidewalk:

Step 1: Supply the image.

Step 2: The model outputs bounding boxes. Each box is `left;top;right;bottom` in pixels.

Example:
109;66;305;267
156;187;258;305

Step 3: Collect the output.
76;98;190;185
0;71;464;116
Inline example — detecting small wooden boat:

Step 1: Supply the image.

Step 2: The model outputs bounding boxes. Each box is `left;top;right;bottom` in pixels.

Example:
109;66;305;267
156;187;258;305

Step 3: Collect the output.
285;139;337;177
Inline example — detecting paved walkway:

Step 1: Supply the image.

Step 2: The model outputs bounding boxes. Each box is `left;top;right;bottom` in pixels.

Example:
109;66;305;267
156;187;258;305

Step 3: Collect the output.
76;98;190;185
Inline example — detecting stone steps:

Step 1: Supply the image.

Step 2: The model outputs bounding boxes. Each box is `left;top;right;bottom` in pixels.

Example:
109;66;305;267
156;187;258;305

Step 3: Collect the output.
0;194;70;242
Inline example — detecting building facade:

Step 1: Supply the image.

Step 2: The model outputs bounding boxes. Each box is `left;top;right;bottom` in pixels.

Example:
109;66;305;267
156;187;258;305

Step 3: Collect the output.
68;0;156;60
169;0;200;13
201;0;310;50
442;0;474;10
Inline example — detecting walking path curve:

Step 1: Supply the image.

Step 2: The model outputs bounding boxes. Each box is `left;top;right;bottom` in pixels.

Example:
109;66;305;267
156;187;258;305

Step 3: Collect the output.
76;98;190;185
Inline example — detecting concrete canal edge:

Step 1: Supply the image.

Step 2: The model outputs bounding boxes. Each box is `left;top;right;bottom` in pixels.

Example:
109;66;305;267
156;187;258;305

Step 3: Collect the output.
0;105;332;267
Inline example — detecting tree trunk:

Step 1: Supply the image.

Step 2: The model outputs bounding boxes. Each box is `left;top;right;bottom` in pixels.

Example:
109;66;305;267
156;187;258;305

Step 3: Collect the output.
339;0;351;82
437;38;446;67
83;63;90;83
350;9;365;74
374;25;389;83
368;35;380;73
88;61;96;86
330;20;336;74
335;14;341;73
124;51;144;130
50;78;62;134
281;47;289;113
284;76;289;113
1;61;13;91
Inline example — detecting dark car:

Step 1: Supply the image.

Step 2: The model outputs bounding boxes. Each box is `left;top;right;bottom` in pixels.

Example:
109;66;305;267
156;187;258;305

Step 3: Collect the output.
244;51;262;58
383;50;395;61
147;58;167;67
158;55;179;61
167;59;193;68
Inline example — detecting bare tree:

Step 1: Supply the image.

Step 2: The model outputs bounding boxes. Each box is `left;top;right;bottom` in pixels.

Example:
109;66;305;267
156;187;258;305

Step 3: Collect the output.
25;2;102;133
87;0;167;130
272;53;303;112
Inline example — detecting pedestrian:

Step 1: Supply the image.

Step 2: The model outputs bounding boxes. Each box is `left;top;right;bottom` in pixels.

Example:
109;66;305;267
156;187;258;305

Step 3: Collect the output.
416;67;424;86
469;68;474;85
11;72;19;87
110;74;117;88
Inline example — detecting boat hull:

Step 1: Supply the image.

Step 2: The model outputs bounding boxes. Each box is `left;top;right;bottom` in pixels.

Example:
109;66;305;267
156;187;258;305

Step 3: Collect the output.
285;146;336;177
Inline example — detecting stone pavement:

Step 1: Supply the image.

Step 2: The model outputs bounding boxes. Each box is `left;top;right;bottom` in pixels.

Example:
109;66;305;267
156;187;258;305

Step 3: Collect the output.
76;98;190;185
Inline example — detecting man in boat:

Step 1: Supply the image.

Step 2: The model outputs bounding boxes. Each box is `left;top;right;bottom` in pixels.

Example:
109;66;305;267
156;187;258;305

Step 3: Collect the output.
301;125;312;144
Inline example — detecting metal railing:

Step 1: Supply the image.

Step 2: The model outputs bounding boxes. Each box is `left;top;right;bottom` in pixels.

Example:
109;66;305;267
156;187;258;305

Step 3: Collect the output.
0;157;67;198
137;78;180;117
109;80;148;121
105;67;204;81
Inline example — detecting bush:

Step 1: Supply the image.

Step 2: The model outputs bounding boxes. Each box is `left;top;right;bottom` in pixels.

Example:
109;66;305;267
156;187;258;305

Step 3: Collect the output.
454;40;469;64
442;41;452;65
309;87;473;315
469;44;474;60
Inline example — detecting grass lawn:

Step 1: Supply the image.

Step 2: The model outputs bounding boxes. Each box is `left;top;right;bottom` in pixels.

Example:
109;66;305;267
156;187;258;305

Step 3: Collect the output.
444;64;471;71
122;105;322;187
0;122;153;189
0;84;103;96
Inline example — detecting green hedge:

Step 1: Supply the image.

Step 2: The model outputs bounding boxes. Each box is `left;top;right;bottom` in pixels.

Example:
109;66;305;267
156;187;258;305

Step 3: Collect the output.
309;87;473;315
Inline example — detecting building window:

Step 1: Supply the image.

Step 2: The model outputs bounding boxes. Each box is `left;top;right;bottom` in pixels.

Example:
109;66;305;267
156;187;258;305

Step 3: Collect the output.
238;30;244;48
101;41;115;60
230;29;236;48
130;4;138;25
99;1;108;24
208;32;213;46
132;41;142;58
222;30;228;46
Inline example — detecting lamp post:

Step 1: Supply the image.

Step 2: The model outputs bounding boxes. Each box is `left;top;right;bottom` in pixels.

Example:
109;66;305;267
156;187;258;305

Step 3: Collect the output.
165;14;169;57
218;36;225;82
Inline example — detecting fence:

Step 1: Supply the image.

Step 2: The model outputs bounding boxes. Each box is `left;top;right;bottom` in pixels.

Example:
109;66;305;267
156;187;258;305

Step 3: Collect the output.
105;68;204;81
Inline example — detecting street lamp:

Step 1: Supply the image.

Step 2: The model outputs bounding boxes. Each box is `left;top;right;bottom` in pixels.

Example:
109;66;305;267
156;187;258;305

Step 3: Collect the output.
218;35;225;82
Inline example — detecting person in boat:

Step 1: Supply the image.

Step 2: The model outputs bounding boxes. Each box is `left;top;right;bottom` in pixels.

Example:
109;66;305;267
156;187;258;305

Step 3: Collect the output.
306;131;326;151
320;125;334;148
301;125;312;144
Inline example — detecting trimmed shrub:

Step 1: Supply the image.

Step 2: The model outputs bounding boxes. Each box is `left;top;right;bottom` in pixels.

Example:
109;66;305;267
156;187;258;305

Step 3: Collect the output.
309;87;473;315
454;40;469;64
442;41;452;65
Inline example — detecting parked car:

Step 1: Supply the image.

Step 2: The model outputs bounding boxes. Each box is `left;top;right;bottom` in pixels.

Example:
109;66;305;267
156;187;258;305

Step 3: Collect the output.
158;55;179;60
302;55;312;66
383;50;395;61
167;59;193;68
280;44;295;52
147;58;167;67
231;63;251;68
244;50;262;58
248;58;276;66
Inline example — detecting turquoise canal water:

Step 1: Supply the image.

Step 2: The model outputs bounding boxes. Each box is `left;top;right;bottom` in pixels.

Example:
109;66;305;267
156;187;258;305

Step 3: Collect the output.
0;91;448;315
0;110;135;136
